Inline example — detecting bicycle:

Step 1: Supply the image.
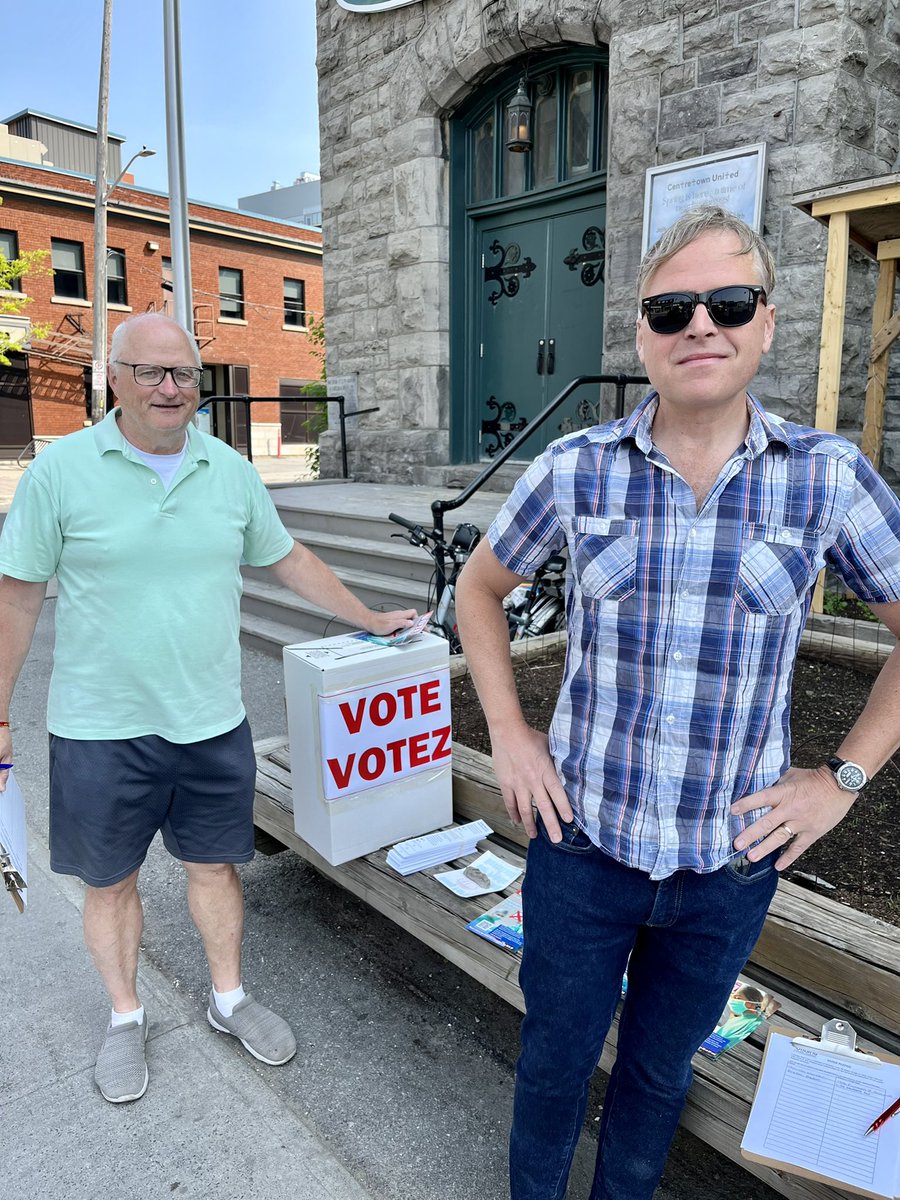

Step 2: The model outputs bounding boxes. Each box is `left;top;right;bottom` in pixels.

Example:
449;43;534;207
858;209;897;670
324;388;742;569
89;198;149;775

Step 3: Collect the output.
387;511;566;653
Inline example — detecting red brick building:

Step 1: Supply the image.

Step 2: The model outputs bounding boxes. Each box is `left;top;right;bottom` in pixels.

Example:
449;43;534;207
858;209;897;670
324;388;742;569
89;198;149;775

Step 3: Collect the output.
0;156;323;458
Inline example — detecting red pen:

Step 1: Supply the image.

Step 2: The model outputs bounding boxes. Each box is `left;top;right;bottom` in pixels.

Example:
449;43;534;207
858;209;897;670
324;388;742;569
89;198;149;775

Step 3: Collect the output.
864;1095;900;1137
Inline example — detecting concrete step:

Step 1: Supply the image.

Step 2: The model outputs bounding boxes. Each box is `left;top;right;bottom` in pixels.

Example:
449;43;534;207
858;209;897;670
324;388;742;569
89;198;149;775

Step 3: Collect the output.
269;481;511;544
259;526;438;586
240;612;321;657
239;480;510;655
241;570;431;629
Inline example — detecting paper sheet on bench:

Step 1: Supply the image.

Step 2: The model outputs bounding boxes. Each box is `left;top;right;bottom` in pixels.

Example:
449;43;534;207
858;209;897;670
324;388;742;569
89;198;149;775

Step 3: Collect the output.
0;769;27;907
742;1031;900;1198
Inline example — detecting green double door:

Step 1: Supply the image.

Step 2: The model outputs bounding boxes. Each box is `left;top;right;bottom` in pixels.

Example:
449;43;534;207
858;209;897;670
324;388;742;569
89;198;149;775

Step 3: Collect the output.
472;194;606;460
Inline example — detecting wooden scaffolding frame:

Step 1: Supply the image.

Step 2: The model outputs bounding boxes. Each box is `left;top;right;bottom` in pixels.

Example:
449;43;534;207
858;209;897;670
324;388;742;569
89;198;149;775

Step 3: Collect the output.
793;172;900;468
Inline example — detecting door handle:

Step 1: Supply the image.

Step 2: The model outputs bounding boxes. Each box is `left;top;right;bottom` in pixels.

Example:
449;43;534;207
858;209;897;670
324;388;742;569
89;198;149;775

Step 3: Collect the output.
547;338;556;375
536;338;545;375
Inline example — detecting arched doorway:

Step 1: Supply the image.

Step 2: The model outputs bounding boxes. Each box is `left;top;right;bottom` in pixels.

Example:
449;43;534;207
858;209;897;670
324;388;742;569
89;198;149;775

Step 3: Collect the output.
450;49;609;464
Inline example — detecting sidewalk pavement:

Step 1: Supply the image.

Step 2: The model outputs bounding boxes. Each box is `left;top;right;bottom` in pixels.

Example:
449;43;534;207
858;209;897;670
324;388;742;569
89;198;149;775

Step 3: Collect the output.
0;453;317;512
0;837;374;1200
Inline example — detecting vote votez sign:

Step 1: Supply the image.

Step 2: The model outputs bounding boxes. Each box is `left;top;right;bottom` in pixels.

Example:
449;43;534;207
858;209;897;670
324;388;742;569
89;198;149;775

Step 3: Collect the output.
318;668;451;799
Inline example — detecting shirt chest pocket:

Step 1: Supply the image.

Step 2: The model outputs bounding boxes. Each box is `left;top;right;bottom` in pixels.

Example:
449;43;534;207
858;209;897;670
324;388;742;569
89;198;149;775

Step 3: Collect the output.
736;523;818;616
573;517;639;602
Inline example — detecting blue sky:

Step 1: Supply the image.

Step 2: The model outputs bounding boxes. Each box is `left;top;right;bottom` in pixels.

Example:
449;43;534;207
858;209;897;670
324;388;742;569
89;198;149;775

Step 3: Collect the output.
2;0;319;209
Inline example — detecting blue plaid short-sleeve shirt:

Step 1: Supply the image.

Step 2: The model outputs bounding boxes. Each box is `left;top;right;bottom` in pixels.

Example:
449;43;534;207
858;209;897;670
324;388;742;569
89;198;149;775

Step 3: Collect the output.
488;393;900;879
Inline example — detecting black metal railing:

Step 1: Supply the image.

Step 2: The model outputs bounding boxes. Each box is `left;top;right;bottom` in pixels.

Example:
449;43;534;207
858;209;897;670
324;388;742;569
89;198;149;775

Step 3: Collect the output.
429;372;649;603
204;394;378;474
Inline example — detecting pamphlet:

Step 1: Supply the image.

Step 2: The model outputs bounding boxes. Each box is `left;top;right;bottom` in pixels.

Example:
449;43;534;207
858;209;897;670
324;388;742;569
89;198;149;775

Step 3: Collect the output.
356;611;433;647
435;851;523;897
699;978;780;1057
467;890;524;952
0;769;27;911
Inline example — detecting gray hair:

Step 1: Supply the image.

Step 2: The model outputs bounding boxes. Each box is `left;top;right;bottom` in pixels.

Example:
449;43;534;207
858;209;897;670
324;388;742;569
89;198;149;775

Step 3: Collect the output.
109;312;202;368
637;204;776;302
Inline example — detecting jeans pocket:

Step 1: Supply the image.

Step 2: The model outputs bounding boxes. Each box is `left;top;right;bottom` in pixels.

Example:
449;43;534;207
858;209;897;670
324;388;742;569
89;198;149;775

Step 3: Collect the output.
538;814;595;854
724;849;778;885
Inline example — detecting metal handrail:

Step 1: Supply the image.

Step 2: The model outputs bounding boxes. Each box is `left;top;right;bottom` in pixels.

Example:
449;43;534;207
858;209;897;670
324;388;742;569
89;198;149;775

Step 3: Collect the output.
429;372;649;602
204;394;378;476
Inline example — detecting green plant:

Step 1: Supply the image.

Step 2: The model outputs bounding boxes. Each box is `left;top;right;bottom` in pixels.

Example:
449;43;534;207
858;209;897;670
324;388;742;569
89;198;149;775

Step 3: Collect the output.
300;313;327;476
0;241;51;366
821;590;877;622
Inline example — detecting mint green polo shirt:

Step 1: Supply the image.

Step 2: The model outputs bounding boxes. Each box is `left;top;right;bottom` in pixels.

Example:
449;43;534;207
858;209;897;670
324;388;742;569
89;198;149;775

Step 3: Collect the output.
0;409;294;741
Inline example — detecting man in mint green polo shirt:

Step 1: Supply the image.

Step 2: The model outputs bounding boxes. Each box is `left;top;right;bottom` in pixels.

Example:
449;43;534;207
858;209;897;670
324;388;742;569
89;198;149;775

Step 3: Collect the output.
0;312;415;1104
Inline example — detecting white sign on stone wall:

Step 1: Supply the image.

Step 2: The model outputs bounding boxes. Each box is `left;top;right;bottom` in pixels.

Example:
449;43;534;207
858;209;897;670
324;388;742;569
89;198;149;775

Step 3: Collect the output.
642;143;768;255
336;0;423;10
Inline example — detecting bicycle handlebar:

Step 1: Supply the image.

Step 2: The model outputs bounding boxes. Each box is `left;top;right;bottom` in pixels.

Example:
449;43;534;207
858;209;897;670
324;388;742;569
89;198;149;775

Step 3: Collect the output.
388;511;422;533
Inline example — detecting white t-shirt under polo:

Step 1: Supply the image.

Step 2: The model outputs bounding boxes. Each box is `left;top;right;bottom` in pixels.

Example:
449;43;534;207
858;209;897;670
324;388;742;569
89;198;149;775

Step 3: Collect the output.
0;408;294;742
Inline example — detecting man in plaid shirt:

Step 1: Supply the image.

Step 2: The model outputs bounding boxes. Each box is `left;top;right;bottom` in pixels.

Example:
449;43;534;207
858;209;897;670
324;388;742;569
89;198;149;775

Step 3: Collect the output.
456;205;900;1199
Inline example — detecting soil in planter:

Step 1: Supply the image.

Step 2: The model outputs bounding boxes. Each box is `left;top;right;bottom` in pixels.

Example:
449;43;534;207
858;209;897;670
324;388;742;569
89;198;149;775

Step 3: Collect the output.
451;649;899;927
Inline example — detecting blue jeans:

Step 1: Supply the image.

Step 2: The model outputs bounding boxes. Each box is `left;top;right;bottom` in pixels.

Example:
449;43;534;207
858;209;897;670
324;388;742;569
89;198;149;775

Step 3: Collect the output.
509;818;779;1200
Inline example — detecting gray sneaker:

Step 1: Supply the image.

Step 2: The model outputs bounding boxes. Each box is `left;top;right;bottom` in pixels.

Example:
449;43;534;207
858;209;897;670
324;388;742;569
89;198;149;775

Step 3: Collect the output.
94;1018;149;1103
207;992;296;1065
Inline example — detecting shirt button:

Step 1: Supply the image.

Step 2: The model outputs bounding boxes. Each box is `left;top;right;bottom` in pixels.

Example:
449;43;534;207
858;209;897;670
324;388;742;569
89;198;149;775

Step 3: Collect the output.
150;478;158;485
689;528;697;537
666;714;676;724
681;589;690;598
673;651;683;662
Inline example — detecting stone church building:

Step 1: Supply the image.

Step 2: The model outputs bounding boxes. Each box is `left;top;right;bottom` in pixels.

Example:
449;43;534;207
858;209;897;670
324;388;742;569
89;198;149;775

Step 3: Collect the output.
315;0;900;484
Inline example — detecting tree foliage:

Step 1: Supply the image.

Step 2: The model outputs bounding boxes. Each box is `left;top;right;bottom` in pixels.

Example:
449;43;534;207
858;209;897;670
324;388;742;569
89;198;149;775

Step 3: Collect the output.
0;243;50;367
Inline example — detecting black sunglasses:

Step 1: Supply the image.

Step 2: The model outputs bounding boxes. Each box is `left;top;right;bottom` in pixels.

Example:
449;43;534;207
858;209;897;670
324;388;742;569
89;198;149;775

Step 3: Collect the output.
641;285;767;335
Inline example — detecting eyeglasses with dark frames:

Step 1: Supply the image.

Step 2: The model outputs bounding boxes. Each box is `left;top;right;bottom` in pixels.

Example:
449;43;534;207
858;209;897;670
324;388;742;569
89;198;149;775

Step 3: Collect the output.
113;361;203;388
640;286;767;335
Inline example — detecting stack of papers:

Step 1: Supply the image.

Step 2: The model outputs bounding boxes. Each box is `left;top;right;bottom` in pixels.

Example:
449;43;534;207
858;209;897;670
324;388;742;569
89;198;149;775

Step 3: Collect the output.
387;820;492;875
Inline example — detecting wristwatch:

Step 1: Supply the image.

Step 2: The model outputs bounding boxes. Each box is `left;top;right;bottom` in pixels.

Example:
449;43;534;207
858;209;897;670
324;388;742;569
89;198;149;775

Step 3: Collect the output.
826;756;869;792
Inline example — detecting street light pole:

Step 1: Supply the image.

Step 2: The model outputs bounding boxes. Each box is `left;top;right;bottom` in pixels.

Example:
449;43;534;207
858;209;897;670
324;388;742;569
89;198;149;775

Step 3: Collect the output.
90;0;113;426
89;0;156;425
89;145;156;425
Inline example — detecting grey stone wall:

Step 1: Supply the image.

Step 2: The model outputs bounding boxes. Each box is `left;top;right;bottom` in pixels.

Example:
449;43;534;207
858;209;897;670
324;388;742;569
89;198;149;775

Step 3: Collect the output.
316;0;900;484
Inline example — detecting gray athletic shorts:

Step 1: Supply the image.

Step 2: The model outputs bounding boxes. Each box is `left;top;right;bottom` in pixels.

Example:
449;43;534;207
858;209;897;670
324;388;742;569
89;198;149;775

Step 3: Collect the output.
49;719;256;888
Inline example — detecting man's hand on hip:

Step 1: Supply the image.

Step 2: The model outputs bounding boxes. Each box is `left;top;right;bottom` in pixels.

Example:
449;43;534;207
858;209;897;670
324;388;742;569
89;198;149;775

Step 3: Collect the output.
731;765;857;871
491;724;573;842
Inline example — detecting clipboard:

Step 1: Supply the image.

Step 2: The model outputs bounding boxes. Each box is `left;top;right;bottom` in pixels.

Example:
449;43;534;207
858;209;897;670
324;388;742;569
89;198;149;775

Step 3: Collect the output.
741;1019;900;1199
0;769;27;912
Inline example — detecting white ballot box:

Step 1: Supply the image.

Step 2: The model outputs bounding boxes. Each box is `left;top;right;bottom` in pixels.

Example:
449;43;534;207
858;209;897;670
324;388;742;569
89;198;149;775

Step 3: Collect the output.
283;631;452;866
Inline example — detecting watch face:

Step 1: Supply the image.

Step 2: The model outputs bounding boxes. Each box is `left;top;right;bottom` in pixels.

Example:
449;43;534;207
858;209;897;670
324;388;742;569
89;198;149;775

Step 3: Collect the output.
836;762;866;790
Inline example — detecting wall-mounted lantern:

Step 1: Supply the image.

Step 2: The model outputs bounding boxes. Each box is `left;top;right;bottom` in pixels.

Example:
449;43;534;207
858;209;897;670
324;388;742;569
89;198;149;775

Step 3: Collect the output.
505;77;533;153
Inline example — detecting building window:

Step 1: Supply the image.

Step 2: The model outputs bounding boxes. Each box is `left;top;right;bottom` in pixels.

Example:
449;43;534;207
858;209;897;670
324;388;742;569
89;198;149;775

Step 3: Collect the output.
283;278;306;327
51;238;87;300
279;380;323;444
161;255;173;292
107;248;127;305
0;230;21;291
219;267;244;319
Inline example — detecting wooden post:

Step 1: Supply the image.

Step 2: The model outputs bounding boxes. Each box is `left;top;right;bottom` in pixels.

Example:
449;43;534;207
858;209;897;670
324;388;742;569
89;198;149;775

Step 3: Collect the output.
813;209;850;434
861;254;898;468
811;209;850;612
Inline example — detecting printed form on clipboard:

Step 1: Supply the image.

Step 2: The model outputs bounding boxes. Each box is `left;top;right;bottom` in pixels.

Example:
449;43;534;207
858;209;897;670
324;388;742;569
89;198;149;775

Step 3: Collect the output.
741;1019;900;1198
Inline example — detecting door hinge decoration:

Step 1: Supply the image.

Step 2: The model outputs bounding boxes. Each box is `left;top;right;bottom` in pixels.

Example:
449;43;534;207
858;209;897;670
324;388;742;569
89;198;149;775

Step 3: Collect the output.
481;396;527;458
546;337;556;375
558;396;602;436
563;226;606;287
536;338;545;374
484;239;537;305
